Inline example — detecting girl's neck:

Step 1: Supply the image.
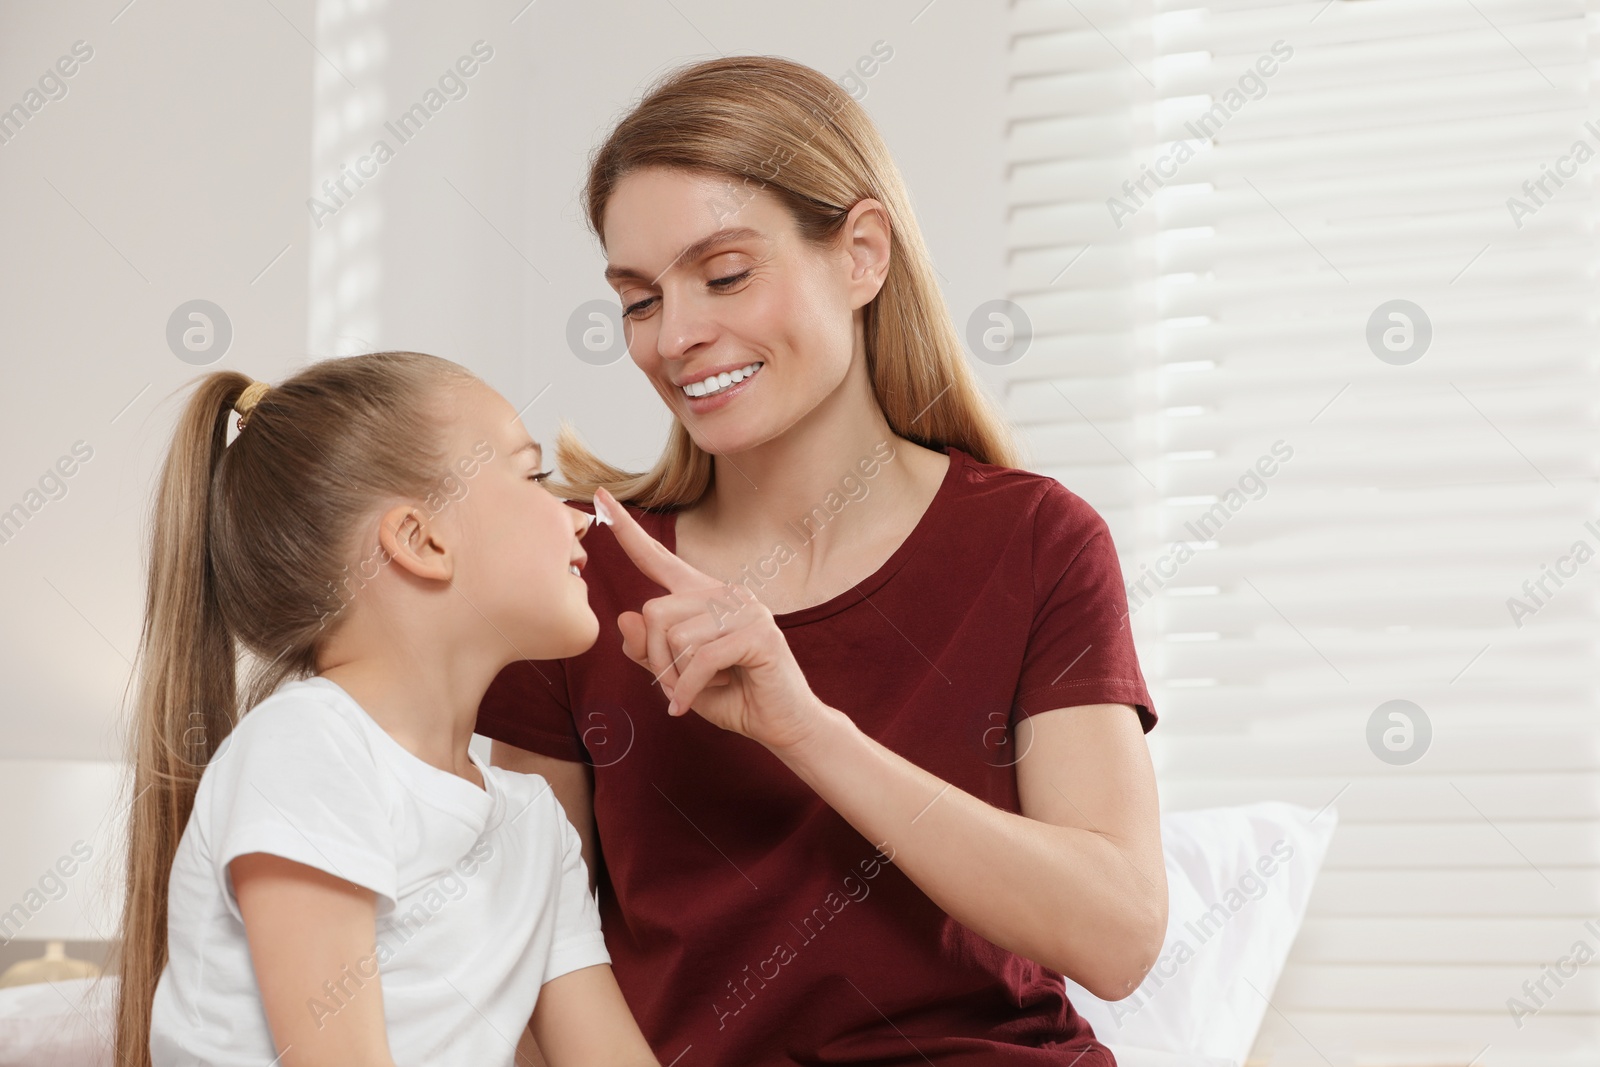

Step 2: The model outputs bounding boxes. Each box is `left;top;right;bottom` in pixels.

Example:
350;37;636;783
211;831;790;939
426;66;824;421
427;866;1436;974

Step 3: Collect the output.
314;655;488;791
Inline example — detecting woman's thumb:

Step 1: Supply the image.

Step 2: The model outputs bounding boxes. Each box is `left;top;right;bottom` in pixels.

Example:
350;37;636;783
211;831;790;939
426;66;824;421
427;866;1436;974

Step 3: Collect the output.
617;611;647;666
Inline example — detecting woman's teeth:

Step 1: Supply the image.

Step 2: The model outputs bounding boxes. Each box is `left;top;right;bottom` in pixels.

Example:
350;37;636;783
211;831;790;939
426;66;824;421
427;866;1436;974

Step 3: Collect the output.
683;362;762;398
569;564;581;576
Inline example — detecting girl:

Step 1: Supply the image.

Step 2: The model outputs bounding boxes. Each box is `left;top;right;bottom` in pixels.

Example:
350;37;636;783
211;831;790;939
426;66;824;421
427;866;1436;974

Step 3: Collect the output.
112;352;659;1067
478;56;1167;1065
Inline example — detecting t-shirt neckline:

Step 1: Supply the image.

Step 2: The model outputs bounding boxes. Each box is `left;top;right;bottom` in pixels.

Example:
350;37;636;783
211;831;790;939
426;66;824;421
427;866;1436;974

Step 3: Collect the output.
298;675;498;815
663;444;967;628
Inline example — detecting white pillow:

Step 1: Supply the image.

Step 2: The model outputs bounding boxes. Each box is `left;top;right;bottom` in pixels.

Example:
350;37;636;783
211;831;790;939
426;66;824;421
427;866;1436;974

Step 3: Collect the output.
0;975;116;1067
1103;1046;1241;1067
1064;802;1337;1066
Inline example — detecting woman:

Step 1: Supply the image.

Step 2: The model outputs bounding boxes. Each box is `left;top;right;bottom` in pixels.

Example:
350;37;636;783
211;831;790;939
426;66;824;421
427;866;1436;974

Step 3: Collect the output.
477;56;1166;1065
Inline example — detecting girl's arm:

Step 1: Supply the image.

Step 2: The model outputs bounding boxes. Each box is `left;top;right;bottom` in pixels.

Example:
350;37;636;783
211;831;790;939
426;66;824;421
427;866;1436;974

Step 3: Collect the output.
232;852;395;1067
529;963;660;1066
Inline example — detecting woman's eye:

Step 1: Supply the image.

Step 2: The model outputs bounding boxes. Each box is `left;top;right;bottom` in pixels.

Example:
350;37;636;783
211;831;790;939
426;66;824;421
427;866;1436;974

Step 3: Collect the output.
529;470;553;485
620;272;747;320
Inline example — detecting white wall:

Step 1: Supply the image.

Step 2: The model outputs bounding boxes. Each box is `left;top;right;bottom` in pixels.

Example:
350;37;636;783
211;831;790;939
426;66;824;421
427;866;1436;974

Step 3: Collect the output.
0;0;1007;762
0;0;315;762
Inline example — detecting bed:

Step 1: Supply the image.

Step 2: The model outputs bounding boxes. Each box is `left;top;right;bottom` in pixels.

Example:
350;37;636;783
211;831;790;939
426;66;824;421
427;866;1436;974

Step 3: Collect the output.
0;801;1335;1066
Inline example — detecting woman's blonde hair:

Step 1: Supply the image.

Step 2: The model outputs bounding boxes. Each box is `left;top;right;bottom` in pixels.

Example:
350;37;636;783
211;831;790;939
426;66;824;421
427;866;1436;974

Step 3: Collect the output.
554;54;1019;507
111;352;476;1067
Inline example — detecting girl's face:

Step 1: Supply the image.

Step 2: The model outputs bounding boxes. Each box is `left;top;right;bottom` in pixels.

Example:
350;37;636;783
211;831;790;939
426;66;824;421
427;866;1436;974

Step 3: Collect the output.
437;382;597;662
601;167;875;455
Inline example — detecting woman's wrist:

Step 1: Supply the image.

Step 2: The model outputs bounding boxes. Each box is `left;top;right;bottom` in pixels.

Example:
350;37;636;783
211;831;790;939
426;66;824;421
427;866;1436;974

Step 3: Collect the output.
763;698;857;772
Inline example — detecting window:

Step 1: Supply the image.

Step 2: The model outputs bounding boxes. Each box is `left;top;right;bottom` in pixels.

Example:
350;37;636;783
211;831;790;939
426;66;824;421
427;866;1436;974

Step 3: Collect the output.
1007;0;1600;1059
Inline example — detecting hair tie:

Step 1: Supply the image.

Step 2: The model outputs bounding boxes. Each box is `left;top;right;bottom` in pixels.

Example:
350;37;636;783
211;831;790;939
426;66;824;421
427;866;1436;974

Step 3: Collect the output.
233;380;271;430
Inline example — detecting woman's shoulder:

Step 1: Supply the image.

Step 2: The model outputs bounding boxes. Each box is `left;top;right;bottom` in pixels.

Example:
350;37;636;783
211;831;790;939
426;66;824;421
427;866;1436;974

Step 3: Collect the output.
946;446;1112;549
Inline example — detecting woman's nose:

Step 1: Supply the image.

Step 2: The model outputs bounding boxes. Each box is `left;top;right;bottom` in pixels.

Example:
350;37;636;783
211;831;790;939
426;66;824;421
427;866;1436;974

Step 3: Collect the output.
657;296;717;361
571;505;594;540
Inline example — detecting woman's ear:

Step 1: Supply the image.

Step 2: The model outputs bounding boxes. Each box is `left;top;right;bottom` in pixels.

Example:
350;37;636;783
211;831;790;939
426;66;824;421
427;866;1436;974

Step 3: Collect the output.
842;197;892;310
376;503;453;583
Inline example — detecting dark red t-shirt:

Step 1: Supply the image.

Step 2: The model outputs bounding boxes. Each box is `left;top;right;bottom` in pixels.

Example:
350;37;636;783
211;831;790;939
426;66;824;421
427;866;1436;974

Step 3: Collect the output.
476;445;1156;1066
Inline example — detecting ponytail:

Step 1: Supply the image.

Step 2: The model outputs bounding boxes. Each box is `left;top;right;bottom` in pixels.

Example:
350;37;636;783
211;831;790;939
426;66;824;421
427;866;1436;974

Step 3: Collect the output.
112;373;249;1067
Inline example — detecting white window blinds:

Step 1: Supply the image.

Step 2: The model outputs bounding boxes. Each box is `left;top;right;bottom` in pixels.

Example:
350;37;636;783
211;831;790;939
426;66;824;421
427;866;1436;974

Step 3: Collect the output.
1005;0;1600;1062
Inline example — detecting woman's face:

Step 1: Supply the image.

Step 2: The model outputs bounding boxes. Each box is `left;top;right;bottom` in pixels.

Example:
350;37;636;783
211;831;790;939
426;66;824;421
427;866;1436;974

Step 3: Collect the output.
601;167;885;456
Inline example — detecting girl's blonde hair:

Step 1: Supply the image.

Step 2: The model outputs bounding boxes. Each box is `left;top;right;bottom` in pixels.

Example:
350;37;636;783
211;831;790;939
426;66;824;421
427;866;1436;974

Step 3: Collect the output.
553;54;1018;507
111;352;476;1067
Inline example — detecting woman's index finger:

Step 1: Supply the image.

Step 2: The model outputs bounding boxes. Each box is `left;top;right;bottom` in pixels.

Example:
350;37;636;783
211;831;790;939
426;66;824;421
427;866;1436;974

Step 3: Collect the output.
594;487;711;593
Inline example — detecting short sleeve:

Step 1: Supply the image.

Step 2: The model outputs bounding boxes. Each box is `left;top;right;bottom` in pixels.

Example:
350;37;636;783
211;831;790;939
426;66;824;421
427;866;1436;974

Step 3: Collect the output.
540;796;610;985
477;659;587;762
206;698;399;922
1013;482;1157;733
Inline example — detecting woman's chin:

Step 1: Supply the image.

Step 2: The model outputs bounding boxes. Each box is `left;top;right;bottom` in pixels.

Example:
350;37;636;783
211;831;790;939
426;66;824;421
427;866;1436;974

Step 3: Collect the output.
683;409;786;457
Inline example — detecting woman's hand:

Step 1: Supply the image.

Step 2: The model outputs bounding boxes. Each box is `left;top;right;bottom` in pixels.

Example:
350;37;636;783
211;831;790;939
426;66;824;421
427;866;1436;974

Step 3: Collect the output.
597;487;831;752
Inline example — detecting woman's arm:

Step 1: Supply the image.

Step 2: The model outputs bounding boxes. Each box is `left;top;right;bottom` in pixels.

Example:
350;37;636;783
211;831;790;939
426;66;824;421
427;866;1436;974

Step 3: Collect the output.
231;852;395;1067
499;718;1163;1001
768;700;1166;1000
529;964;660;1066
597;487;1168;1001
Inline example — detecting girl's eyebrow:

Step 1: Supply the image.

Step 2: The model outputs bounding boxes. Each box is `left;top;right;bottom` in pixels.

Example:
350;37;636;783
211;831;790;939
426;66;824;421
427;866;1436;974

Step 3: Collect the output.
604;226;762;285
509;440;543;465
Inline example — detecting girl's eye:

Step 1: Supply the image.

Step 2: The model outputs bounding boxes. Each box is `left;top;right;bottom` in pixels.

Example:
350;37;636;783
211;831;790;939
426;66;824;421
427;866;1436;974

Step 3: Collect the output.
529;470;553;484
623;297;657;320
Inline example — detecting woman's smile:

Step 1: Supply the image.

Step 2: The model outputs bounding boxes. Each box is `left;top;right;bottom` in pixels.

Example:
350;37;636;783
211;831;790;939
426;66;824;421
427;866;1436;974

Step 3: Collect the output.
677;359;764;412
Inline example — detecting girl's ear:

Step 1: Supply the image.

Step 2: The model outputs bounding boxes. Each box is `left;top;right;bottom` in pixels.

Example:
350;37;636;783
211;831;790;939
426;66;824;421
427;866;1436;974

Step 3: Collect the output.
376;503;453;582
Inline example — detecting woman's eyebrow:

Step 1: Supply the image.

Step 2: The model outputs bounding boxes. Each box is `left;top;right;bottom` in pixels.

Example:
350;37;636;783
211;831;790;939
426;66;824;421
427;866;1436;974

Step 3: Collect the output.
604;226;762;285
509;440;543;465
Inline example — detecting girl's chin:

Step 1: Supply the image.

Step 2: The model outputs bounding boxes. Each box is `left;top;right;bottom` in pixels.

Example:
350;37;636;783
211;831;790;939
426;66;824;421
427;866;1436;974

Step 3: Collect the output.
559;606;601;656
510;602;598;662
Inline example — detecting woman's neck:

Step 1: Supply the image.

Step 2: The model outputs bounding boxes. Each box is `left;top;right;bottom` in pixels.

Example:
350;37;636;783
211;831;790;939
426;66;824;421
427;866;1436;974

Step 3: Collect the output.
678;366;951;611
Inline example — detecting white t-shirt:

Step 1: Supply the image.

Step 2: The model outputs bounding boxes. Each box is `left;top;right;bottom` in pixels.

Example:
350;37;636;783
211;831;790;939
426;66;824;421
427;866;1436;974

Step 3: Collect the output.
149;675;610;1067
